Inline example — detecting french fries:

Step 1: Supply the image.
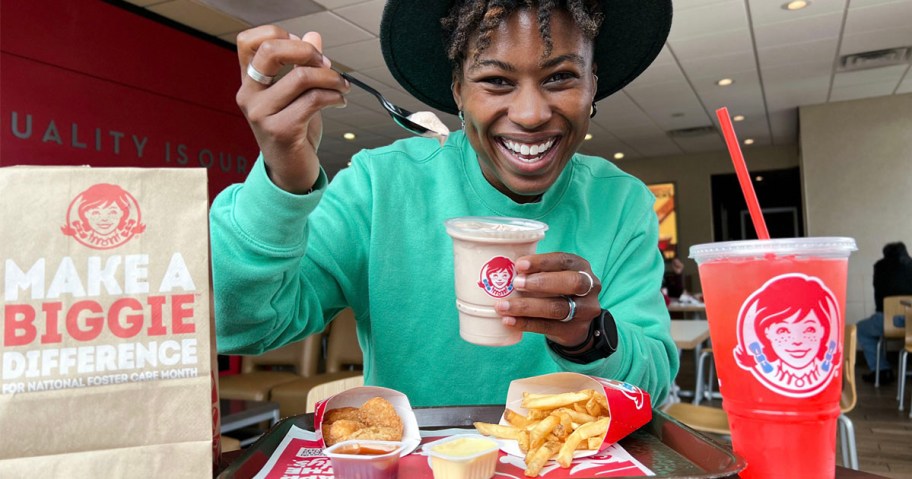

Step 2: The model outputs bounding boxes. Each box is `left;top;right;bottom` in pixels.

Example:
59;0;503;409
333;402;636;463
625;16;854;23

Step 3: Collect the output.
473;389;611;477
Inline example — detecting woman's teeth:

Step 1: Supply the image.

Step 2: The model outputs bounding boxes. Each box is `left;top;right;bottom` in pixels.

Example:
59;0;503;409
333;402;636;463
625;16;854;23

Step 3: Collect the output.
502;138;555;162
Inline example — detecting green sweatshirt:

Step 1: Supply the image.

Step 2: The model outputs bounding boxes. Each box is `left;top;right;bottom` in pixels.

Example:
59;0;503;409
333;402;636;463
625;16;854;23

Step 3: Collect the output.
210;131;678;407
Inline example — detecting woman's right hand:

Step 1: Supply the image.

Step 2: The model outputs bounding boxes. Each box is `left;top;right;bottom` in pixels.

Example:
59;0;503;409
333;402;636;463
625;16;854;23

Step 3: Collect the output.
235;27;350;194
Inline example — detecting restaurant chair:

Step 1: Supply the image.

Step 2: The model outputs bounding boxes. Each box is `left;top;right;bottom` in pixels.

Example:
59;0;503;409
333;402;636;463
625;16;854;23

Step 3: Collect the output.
692;348;716;405
218;334;323;401
270;308;364;417
305;375;365;413
875;295;912;387
898;301;912;417
220;435;241;453
662;402;730;437
838;324;858;470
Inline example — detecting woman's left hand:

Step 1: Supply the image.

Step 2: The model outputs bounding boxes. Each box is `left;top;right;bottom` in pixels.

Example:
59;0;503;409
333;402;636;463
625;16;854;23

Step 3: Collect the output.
494;252;602;347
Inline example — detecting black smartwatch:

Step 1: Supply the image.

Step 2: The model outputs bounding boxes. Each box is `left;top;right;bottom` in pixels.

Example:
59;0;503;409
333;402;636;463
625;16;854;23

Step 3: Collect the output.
547;309;618;364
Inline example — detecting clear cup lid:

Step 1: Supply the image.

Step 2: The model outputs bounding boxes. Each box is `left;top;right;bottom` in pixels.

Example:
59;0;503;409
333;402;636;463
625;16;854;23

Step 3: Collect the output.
444;216;548;240
689;237;857;263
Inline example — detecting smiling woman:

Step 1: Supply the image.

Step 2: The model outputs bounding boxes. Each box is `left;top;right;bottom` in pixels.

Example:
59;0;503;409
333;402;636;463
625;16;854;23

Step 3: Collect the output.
210;0;679;408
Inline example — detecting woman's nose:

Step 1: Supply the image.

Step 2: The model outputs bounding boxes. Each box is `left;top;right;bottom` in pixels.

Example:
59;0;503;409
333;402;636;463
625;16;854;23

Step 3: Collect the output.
509;86;551;128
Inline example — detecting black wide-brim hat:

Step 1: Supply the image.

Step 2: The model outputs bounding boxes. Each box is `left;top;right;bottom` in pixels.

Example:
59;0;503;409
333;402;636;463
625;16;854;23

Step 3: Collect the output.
380;0;673;115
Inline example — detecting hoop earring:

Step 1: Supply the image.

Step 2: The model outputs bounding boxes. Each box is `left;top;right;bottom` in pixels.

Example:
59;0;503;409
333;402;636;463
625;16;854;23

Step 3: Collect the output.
590;103;597;119
458;110;465;130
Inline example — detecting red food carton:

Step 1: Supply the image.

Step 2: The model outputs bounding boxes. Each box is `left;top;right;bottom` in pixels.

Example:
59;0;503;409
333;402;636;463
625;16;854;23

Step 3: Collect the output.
313;386;421;454
499;372;652;460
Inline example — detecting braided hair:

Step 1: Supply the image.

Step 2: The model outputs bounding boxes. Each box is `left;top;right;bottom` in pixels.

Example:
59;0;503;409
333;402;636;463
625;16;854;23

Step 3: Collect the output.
441;0;604;75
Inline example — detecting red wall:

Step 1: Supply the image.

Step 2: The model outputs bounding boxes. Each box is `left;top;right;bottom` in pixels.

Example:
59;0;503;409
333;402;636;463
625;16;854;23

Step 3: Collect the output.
1;0;257;201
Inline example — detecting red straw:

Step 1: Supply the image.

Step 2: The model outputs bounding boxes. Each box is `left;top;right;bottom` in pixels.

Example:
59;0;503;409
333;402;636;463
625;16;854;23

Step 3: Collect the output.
716;107;770;240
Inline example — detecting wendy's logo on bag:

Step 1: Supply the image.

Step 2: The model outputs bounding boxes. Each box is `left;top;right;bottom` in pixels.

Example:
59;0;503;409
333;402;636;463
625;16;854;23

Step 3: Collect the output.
734;273;841;398
60;183;145;249
477;256;515;298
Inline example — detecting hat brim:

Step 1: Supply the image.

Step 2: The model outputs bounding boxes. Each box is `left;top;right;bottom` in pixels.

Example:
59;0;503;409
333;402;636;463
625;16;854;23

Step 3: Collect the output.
380;0;672;116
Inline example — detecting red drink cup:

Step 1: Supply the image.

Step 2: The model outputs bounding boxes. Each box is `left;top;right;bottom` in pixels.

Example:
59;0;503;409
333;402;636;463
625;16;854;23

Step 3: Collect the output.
690;238;856;479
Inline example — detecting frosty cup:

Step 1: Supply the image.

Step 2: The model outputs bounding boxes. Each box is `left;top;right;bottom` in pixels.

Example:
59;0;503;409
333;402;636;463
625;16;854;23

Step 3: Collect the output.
445;216;548;346
690;237;856;479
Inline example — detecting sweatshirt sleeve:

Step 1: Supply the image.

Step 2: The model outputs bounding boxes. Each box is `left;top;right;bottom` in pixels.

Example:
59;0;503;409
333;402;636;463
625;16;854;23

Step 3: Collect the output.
209;156;336;354
549;189;680;407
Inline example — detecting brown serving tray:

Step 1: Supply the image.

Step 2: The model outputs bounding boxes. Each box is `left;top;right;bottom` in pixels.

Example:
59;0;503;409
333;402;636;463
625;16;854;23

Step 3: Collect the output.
217;406;746;479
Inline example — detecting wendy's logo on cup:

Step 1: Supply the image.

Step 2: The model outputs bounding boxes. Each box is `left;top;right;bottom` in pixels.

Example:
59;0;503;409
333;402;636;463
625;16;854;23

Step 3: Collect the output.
734;273;841;398
477;256;515;298
60;183;146;250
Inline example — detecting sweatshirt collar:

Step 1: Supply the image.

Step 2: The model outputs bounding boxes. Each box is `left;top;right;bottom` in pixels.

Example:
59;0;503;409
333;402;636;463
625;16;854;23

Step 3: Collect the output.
456;131;572;219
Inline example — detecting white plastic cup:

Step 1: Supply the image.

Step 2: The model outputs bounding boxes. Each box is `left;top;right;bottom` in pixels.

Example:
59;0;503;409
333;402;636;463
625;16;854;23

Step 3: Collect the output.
444;217;548;346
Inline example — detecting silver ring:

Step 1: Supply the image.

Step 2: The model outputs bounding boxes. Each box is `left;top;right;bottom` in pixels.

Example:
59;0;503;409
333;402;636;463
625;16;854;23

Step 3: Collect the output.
576;271;594;297
246;63;275;86
560;295;576;322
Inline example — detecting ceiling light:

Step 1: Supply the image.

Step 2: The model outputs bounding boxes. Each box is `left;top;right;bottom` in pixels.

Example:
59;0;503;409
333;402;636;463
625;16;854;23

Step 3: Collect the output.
343;132;356;141
613;152;625;160
584;133;593;140
733;115;745;122
716;78;734;86
755;175;764;182
744;138;755;145
346;161;352;167
782;0;810;11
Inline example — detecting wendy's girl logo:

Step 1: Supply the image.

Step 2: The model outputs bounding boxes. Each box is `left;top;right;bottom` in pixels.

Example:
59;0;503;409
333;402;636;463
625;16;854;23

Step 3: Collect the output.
477;256;515;298
60;183;146;250
734;273;841;398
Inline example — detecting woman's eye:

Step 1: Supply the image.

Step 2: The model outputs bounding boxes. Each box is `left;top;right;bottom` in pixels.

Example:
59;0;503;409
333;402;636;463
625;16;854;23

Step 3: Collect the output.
804;326;817;334
546;72;576;83
776;327;789;335
479;76;511;87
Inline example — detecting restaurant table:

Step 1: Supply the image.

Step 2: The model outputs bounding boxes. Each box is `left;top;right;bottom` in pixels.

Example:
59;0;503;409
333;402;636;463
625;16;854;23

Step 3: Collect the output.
216;405;888;478
667;300;707;319
220;399;281;447
670;320;711;402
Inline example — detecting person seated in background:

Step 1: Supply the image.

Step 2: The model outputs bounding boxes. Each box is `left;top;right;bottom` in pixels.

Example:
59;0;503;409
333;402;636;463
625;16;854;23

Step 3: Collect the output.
857;241;912;384
662;257;685;300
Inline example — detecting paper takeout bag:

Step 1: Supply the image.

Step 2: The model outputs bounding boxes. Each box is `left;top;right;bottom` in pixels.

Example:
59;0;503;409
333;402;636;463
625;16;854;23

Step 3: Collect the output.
500;372;652;459
0;166;215;477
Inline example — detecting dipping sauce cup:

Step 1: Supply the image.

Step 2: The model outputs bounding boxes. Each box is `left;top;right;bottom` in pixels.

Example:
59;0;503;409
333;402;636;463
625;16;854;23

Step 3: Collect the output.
422;434;499;479
324;440;405;479
690;237;856;479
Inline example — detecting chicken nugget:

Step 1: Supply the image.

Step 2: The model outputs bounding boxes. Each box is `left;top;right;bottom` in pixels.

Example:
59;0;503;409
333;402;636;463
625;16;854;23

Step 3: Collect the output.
358;397;403;438
323;406;361;425
324;419;365;446
347;426;402;442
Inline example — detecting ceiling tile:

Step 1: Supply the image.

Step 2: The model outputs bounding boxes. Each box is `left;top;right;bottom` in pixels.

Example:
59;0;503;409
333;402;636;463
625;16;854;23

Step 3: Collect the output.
840;26;912;55
844;0;912;34
831;64;908;88
315;0;370;9
275;11;372;47
897;68;912;93
829;80;902;101
324;38;385;71
334;0;385;36
752;12;844;49
147;0;250;36
758;37;839;69
668;29;754;61
196;0;324;25
747;0;846;26
666;1;747;42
